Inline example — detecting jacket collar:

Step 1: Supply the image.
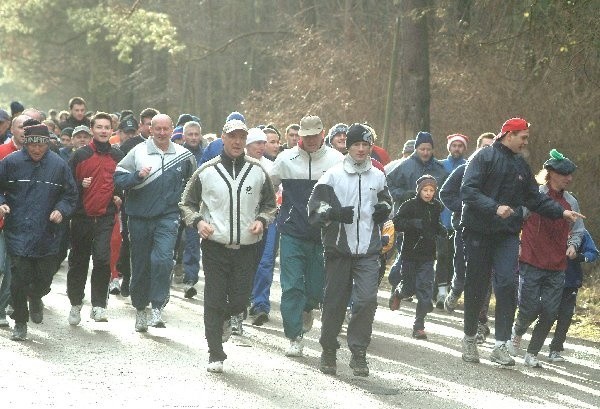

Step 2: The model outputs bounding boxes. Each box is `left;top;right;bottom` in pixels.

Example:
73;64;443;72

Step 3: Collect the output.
343;154;372;174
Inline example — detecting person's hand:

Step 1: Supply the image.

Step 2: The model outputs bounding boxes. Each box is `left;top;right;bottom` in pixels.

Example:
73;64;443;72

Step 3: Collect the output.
373;203;390;224
0;204;10;218
139;166;152;178
82;177;93;188
496;205;514;219
566;245;577;259
113;196;122;207
197;220;215;239
49;210;63;224
563;210;585;222
249;220;263;235
330;206;354;224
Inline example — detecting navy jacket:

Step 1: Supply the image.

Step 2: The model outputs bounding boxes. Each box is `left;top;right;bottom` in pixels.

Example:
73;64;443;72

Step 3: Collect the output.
0;149;77;257
460;141;564;235
565;230;599;288
439;163;466;230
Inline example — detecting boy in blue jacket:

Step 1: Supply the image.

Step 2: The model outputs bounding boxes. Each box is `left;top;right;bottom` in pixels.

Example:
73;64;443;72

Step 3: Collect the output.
547;228;598;361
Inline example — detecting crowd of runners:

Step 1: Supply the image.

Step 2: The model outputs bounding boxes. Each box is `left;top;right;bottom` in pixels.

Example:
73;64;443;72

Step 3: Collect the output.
0;97;595;375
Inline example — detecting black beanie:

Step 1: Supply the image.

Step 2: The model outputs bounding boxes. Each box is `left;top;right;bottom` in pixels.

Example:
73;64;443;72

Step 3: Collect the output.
544;149;576;175
345;123;373;149
10;101;25;117
414;131;434;149
23;124;50;144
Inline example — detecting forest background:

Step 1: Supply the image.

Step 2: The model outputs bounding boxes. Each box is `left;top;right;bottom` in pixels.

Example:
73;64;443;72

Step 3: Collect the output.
1;1;598;336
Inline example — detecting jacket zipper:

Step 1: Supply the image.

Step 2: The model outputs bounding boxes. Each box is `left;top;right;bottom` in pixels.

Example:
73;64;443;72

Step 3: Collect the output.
355;173;362;254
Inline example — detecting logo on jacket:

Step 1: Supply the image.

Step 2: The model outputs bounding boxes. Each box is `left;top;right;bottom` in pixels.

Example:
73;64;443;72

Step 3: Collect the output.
245;186;253;194
177;166;182;172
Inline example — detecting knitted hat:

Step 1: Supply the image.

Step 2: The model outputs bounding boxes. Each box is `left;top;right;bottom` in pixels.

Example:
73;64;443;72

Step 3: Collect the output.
402;139;416;154
501;117;530;134
171;126;184;142
415;174;437;193
23;124;51;144
61;127;74;137
176;114;194;127
446;133;469;151
226;111;245;123
246;128;267;145
10;101;25;117
414;131;434;149
328;123;348;140
543;149;576;175
345;123;373;149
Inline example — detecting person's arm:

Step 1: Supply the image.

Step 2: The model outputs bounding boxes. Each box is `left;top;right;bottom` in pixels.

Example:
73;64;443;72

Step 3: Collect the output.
179;167;203;228
439;165;464;213
113;150;147;191
256;172;277;229
53;162;79;220
392;201;422;233
461;152;501;216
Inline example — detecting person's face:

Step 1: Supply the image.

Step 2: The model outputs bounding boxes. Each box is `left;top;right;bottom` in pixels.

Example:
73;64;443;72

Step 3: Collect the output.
139;117;152;138
478;137;493;148
301;132;323;153
72;132;91;149
504;130;529;153
60;135;72;147
92;118;112;143
246;140;266;160
119;129;136;144
286;129;299;147
548;170;573;192
264;131;280;157
347;141;370;162
184;126;202;148
151;116;173;150
448;141;466;159
71;103;86;121
416;143;433;162
59;113;68;122
25;142;49;162
11;116;28;146
419;185;436;202
173;138;184;145
222;130;247;158
331;132;347;153
110;116;119;131
0;120;9;135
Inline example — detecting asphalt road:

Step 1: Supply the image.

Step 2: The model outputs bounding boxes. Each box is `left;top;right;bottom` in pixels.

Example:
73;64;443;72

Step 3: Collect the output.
1;263;599;408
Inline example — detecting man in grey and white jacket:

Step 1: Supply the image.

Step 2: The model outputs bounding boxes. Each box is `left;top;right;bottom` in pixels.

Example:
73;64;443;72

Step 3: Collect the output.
179;119;277;373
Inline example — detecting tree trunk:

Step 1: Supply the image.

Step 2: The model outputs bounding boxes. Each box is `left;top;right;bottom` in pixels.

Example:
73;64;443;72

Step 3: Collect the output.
398;0;431;140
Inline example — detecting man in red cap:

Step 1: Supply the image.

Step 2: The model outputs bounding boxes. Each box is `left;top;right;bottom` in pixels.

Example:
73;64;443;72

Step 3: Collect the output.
459;117;584;366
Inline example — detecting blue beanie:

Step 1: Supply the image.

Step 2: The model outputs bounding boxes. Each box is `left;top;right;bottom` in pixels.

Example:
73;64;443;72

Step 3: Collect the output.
415;131;434;149
176;114;194;127
226;111;245;123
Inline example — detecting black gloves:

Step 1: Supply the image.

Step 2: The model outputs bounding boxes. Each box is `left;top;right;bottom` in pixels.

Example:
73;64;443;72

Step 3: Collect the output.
329;206;355;224
574;253;586;263
373;203;390;224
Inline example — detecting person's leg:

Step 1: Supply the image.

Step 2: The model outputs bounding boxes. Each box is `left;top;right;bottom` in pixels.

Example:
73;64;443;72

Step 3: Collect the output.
414;261;435;332
513;263;544;338
319;253;352;350
109;212;122;280
434;232;453;306
149;214;179;309
128;217;152;310
347;254;380;352
226;244;259;317
279;234;308;340
90;215;114;308
251;223;278;314
9;255;34;324
549;287;577;353
490;234;520;342
183;225;201;286
116;207;131;284
462;230;494;337
0;232;12;322
398;259;417;297
387;234;403;288
31;255;58;301
67;216;93;306
304;241;325;312
450;229;466;296
527;271;565;355
201;240;230;363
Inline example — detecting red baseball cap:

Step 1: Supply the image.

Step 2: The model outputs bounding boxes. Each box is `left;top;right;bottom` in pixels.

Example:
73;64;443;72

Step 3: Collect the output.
501;117;530;134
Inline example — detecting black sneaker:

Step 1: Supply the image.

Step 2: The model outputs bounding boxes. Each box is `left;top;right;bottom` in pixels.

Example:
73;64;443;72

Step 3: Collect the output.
320;348;337;375
251;311;269;326
349;349;369;377
388;288;401;311
412;329;427;340
29;298;43;324
183;284;197;299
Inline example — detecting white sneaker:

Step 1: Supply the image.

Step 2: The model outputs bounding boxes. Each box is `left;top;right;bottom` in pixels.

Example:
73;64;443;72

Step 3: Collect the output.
548;350;566;362
109;278;121;295
507;331;521;357
206;361;224;373
135;309;148;332
302;310;314;333
524;352;542;368
90;306;108;322
0;317;9;327
149;308;165;328
285;337;304;357
68;304;83;325
231;313;244;336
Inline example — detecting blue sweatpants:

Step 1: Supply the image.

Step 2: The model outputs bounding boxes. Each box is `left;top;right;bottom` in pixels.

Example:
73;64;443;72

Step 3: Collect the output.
183;226;201;285
251;222;278;314
128;214;179;310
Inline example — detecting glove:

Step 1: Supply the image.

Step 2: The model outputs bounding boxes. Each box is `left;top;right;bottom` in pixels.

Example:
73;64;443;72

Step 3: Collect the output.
573;253;586;263
329;206;354;224
373;203;390;224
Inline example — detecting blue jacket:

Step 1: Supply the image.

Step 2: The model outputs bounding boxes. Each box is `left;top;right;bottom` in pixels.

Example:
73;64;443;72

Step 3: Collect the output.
439;163;466;230
200;139;223;165
183;143;203;168
386;152;448;211
439;155;466;229
0;149;77;257
114;139;196;218
565;230;599;288
460;141;564;235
